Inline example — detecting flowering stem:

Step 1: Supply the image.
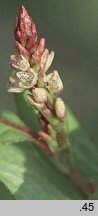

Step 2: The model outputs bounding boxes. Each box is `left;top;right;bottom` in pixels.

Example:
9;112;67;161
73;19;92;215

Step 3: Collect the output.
7;5;97;199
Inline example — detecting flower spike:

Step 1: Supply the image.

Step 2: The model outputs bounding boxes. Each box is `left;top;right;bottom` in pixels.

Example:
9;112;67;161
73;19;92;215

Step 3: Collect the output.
7;5;96;198
8;5;67;150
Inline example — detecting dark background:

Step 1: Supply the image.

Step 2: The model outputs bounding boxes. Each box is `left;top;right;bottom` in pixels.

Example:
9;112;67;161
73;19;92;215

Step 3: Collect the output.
0;0;98;145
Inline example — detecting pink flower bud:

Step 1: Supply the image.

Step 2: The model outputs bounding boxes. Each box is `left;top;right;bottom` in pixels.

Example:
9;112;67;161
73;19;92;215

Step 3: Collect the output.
39;117;48;130
38;48;49;75
14;5;37;53
30;38;46;65
38;131;51;142
15;41;29;57
36;38;45;54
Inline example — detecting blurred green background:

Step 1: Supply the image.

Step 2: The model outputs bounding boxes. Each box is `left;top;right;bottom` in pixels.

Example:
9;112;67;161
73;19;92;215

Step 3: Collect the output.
0;0;98;145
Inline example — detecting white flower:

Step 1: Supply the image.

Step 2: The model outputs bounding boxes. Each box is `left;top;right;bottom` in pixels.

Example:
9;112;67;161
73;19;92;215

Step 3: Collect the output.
43;70;63;94
16;68;38;89
7;76;24;93
10;54;30;71
9;54;38;92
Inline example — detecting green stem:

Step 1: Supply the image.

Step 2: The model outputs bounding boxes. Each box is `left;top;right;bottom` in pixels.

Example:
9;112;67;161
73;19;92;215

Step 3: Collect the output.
23;90;95;198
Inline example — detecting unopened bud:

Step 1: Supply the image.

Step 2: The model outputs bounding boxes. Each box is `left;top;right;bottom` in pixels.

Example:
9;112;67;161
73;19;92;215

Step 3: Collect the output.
40;48;49;64
39;117;48;130
14;5;37;53
32;88;47;103
30;39;46;66
11;54;30;71
27;95;45;109
43;70;63;94
38;49;49;75
15;41;29;57
43;108;53;117
30;49;41;65
55;98;65;119
38;131;51;142
36;38;45;54
44;51;55;72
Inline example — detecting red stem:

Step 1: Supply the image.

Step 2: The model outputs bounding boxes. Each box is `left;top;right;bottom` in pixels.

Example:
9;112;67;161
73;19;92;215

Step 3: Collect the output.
68;169;96;198
0;118;52;156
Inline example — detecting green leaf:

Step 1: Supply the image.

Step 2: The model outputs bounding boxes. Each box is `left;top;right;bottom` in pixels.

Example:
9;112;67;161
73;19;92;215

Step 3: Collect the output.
0;181;15;200
0;110;98;199
68;110;98;183
0;111;31;144
0;141;83;200
0;110;83;199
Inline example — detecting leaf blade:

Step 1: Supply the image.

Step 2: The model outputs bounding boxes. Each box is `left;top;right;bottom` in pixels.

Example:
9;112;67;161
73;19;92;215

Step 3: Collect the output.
0;181;15;200
0;110;97;200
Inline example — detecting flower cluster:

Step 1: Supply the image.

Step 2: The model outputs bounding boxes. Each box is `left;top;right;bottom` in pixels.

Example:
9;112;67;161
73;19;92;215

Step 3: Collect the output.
8;5;67;152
